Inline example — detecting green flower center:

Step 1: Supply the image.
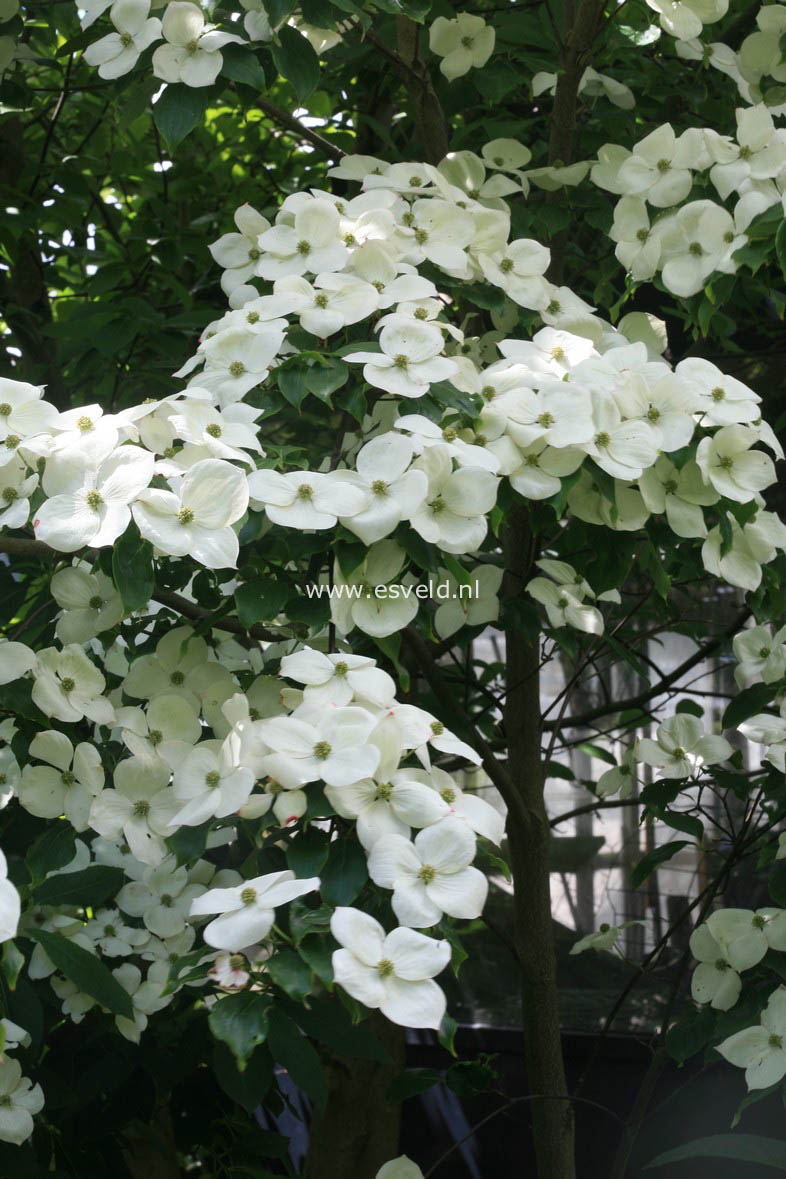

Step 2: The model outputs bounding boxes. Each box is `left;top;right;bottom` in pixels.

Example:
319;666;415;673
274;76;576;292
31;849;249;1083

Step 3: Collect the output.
297;483;313;500
178;507;195;525
241;887;257;905
247;311;260;324
205;770;221;788
414;229;428;245
711;386;725;402
546;299;561;315
170;670;185;685
753;914;766;930
394;354;409;370
636;228;649;242
296;240;311;256
314;740;332;760
149;730;163;746
688;241;703;257
371;479;388;496
5;435;19;449
120;31;133;46
714;958;729;971
133;799;150;817
537;412;554;428
77;415;93;432
717;455;734;470
334;661;349;677
375;782;393;801
440;787;456;804
769;1034;783;1049
60;677;75;693
88;595;103;610
595;431;611;448
61;770;76;787
647;407;660;423
499;257;514;274
2;487;17;504
228;360;245;378
377;957;395;977
86;490;103;510
430;721;444;736
656;159;670;173
314;294;329;308
418;864;436;884
0;403;10;417
206;423;222;438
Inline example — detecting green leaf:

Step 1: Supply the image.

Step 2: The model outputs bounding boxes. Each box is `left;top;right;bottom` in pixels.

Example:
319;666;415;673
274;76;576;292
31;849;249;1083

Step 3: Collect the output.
293;997;390;1061
277;362;310;407
25;824;76;885
220;44;266;90
320;837;368;906
152;84;211;152
658;811;704;841
723;683;778;731
267;1007;327;1113
112;525;154;613
460;283;506;314
305;358;348;398
267;950;313;1000
644;1133;786;1170
286;827;329;877
212;1042;274;1115
676;698;704;718
34;866;125;909
297;935;335;985
665;1006;716;1065
386;1067;442;1103
632;841;690;889
208;992;272;1070
776;219;786;281
271;26;321;100
234;579;290;627
165;820;211;866
28;930;133;1019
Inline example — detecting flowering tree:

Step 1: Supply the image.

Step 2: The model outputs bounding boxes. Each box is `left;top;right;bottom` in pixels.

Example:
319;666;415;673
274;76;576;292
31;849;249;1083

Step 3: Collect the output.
1;0;786;1176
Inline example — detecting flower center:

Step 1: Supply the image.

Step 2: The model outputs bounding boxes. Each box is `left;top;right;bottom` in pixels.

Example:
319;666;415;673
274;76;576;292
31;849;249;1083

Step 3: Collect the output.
375;782;393;801
247;311;260;324
296;240;311;256
170;670;185;685
149;729;163;745
537;411;554;427
343;233;357;246
430;496;446;515
711;386;725;402
656;159;670;173
739;144;752;160
230;953;246;969
241;887;257;905
120;31;133;46
672;747;686;759
664;479;678;493
160;894;173;907
77;415;93;432
499;257;514;274
769;1034;784;1049
205;423;222;438
5;435;19;449
88;595;103;610
314;740;332;760
133;799;150;817
394;354;409;370
314;294;329;308
753;914;767;930
1;487;16;504
371;479;388;496
228;360;246;378
61;770;75;786
178;507;195;525
418;864;436;884
297;483;313;500
714;958;729;971
717;455;734;470
186;38;199;53
546;299;561;315
377;957;395;977
0;403;10;417
440;787;456;804
334;661;349;677
60;677;75;693
86;490;103;510
430;721;444;736
688;241;703;257
205;770;221;788
647;407;661;423
595;431;611;448
636;228;649;242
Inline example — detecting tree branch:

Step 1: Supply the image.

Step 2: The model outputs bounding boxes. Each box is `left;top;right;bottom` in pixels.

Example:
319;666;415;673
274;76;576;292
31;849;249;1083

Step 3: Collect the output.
256;97;346;160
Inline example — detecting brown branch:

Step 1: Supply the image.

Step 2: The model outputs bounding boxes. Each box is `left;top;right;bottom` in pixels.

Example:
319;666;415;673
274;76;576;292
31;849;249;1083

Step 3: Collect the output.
255;97;345;160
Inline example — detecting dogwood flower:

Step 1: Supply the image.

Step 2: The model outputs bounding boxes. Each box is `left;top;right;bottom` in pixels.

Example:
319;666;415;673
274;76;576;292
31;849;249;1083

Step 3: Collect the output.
596;747;639;799
209;204;271;296
702;510;786;592
133;458;249;568
433;564;503;638
657;200;745;297
479;238;550;308
677;358;761;426
190;870;320;951
710;103;786;199
616;124;695;207
346;317;457;399
636;715;732;779
638;457;718;538
609;197;661;280
569;921;644;955
0;453;37;529
646;0;728;40
18;730;103;831
32;645;114;725
85;907;150;957
35;446;154;551
170;737;255;826
122;626;208;708
732;625;786;686
248;468;366;530
0;639;36;686
428;13;494;81
273;273;379;337
0;850;20;943
0;377;58;442
376;1158;425;1179
696;426;776;503
331;907;450;1029
152;1;242;87
410;446;498;554
689;922;742;1010
256;200;347;279
84;0;162;79
257;707;381;789
190;324;286;403
739;702;786;772
50;563;124;643
339;432;428;545
0;1058;44;1145
367;817;487;927
717;985;786;1090
88;757;180;865
331;541;419;638
116;855;208;937
280;647;395;709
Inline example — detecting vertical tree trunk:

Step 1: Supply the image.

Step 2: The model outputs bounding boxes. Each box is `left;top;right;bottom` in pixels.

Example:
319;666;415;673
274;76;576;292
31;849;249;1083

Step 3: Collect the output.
503;504;577;1179
302;1017;406;1179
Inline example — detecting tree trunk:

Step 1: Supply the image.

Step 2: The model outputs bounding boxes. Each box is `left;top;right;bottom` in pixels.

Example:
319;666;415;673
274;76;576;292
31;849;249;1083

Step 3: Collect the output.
302;1017;406;1179
504;504;576;1179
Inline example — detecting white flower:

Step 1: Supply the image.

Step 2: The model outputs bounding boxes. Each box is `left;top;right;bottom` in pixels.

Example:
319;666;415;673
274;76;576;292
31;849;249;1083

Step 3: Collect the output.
479;238;550;308
646;0;728;42
50;563;124;643
0;453;37;529
433;564;503;639
117;856;206;937
0;850;20;943
616;124;695;207
256;199;347;279
703;510;786;592
122;626;208;708
596;747;638;799
609;197;660;280
429;13;495;81
19;730;103;831
331;541;419;639
112;961;171;1043
32;645;114;725
85;907;150;957
526;560;605;635
84;0;162;79
717;985;786;1091
481;138;532;172
168;402;264;465
152;1;242;87
190;870;320;951
247;468;366;530
0;747;19;808
410;446;498;555
636;714;732;779
657;200;745;297
35;446;154;551
88;757;180;866
696;426;775;503
133;458;249;568
501;381;595;451
416;765;504;844
689;922;741;1010
579;66;635;109
257;706;381;789
209;204;271;296
190;324;286;404
0;376;58;442
273;273;379;338
345;317;457;400
740;702;786;773
280;647;395;709
638;457;718;538
569;921;644;955
394;415;498;473
339;432;428;545
0;638;36;686
0;1057;44;1145
170;737;254;826
331;907;450;1028
733;625;786;687
367;817;487;928
676;358;761;426
710;105;786;200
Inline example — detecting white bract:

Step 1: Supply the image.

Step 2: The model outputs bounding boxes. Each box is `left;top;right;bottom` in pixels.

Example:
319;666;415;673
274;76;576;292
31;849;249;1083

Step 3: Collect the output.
428;14;495;81
636;715;732;779
152;1;242;87
190;870;320;950
331;907;450;1028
